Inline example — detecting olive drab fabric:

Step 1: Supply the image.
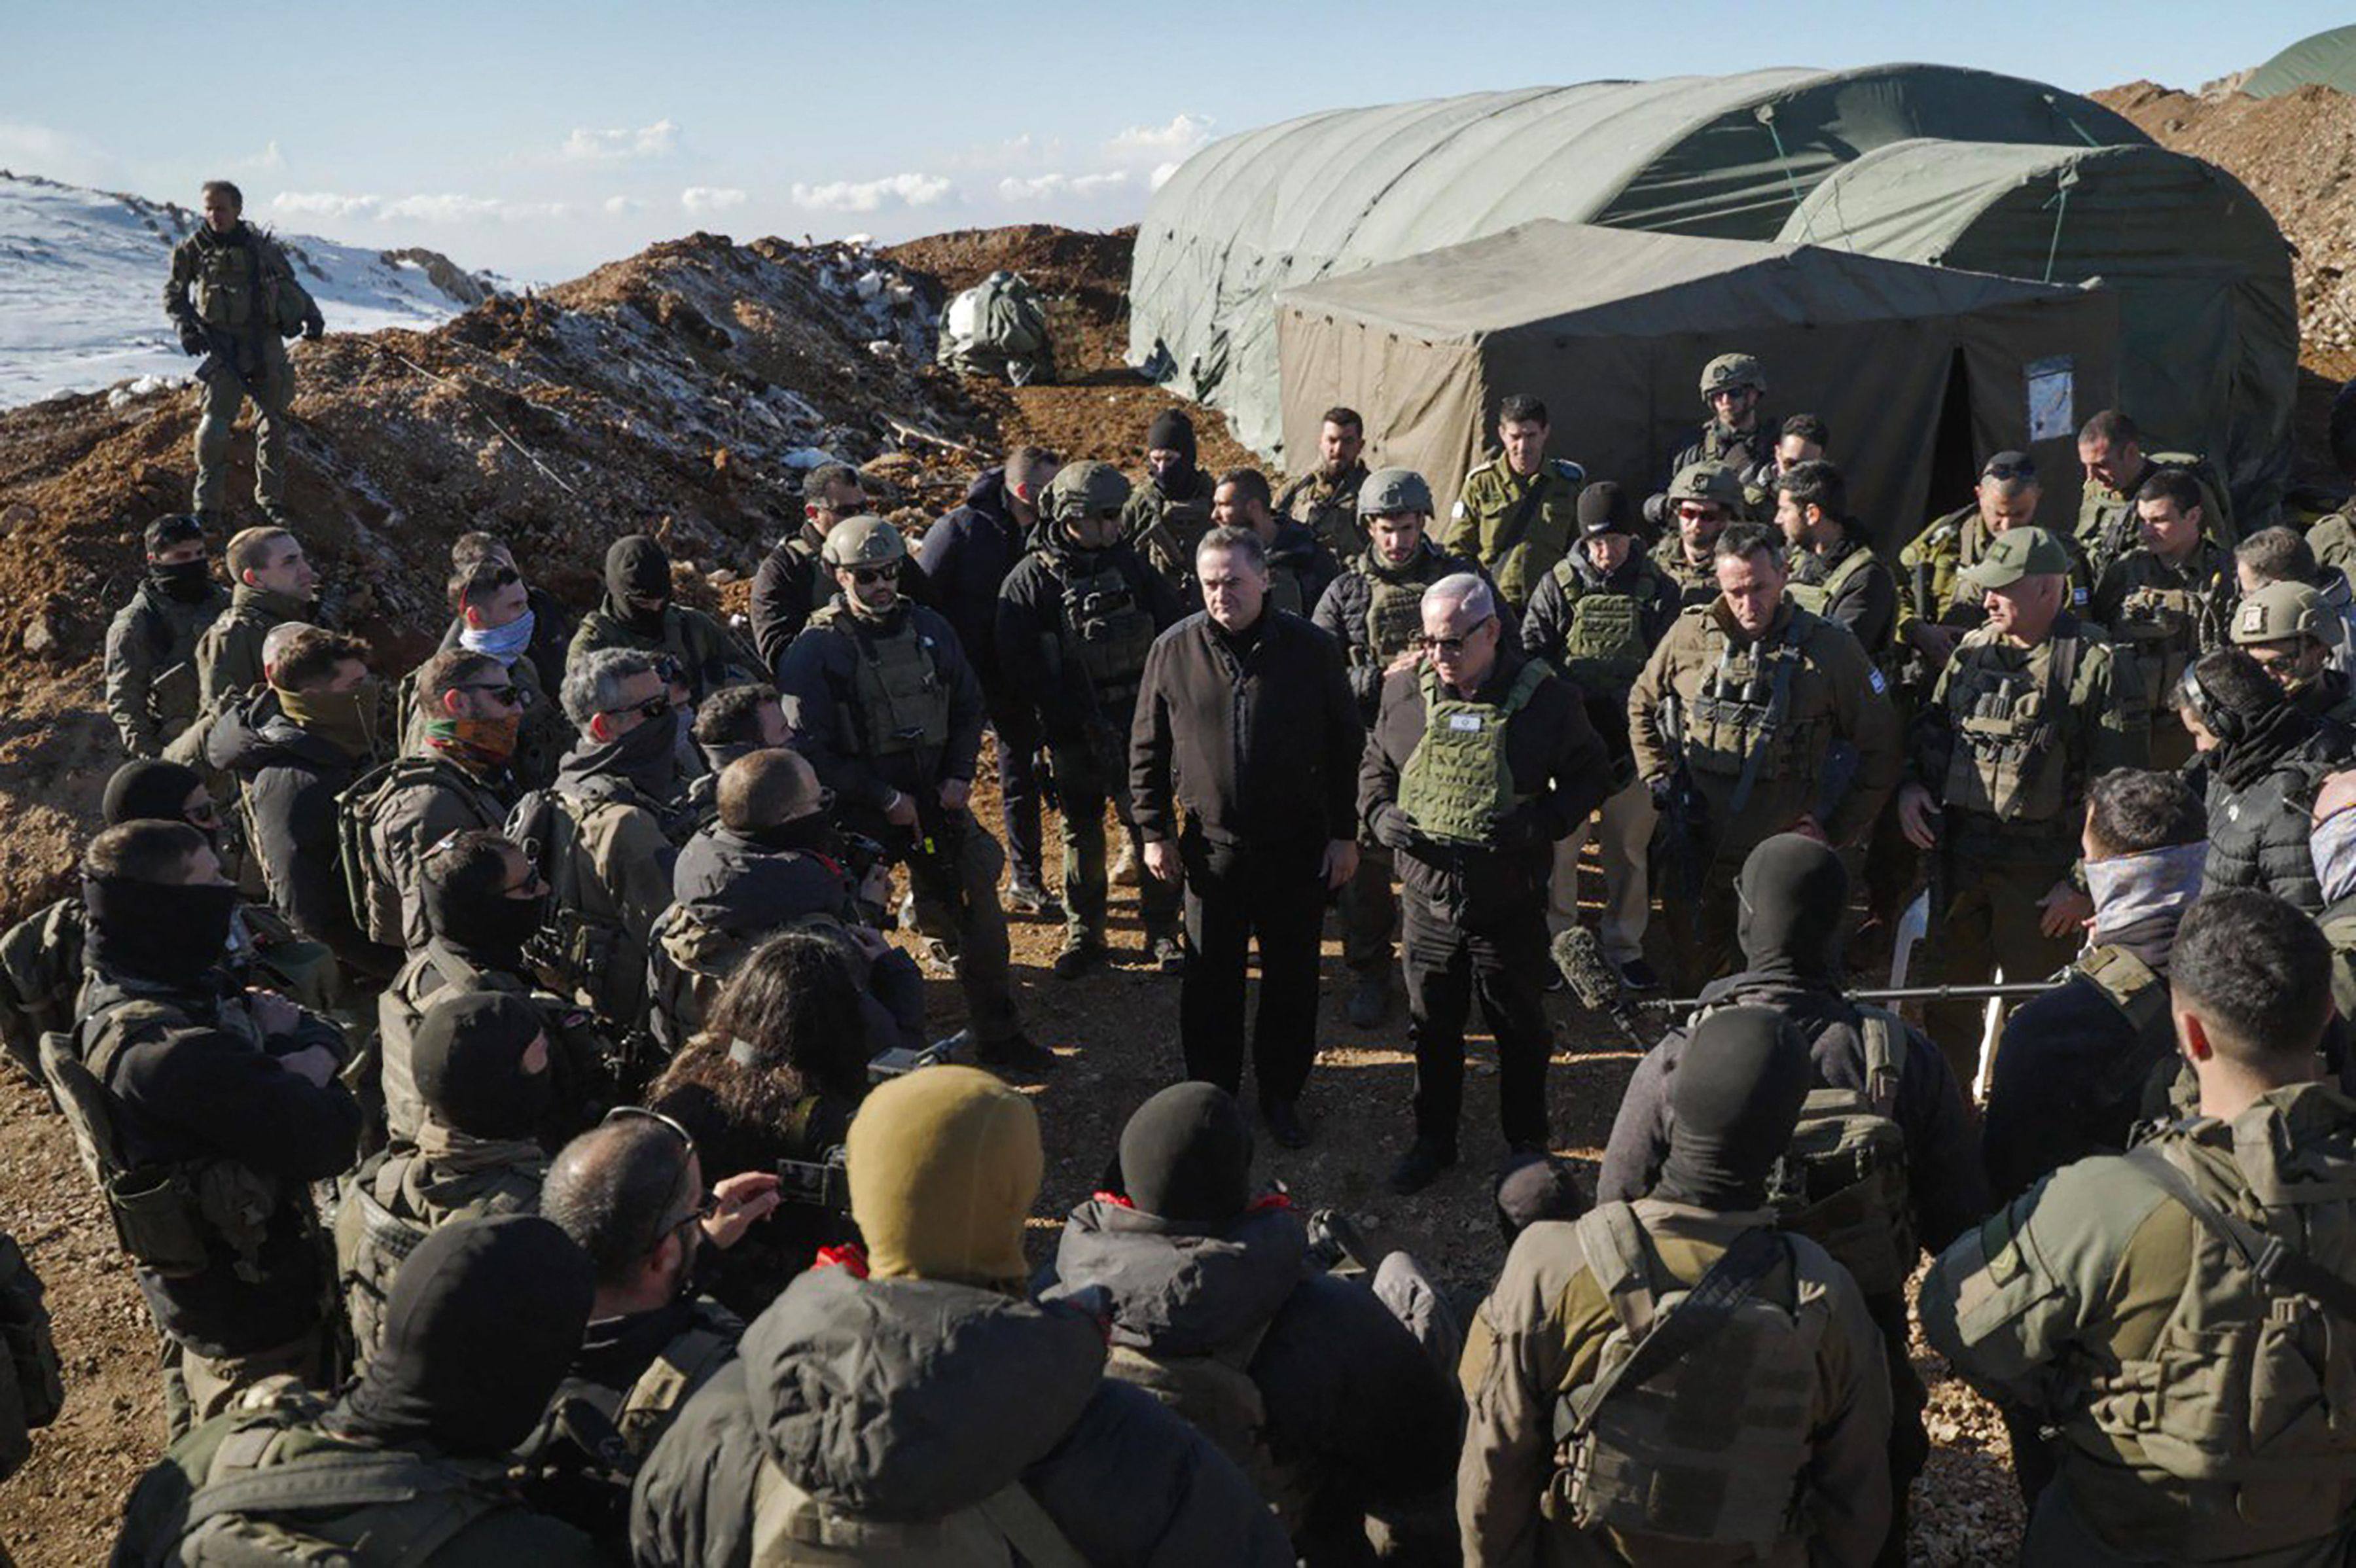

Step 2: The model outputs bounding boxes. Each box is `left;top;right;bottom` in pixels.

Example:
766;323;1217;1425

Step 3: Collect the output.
804;602;953;762
41;1001;293;1284
1768;1007;1915;1298
0;897;84;1084
1784;546;1876;630
1551;557;1664;694
504;782;667;1030
107;579;230;758
1681;617;1812;811
1554;1203;1834;1549
2075;454;2238;580
748;1456;1088;1567
2077;944;2171;1048
2092;541;2234;720
1363;559;1435;670
1934;630;2085;829
2326;902;2356;1024
1276;462;1368;559
1101;1330;1295;1523
337;755;496;950
169;227;314;343
1053;557;1158;712
1397;660;1551;846
937;271;1056;386
334;1147;544;1368
1446;457;1585;610
1650;536;1721;612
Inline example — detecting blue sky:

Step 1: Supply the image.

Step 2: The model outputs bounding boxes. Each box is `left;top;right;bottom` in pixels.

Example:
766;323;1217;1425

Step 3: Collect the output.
3;1;2342;281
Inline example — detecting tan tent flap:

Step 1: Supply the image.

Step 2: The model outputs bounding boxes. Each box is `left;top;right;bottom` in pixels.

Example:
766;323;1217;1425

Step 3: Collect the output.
1277;222;2119;546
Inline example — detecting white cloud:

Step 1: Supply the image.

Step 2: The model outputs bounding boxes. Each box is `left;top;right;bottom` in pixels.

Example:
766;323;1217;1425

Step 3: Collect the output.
380;192;508;223
560;118;679;162
679;186;747;215
1151;161;1182;191
0;119;121;185
271;190;568;225
240;140;285;171
947;132;1064;170
273;190;382;219
997;170;1131;202
787;172;954;213
1106;113;1214;162
603;194;643;215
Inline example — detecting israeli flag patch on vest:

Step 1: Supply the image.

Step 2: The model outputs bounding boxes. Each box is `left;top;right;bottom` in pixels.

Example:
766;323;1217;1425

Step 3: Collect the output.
1868;668;1887;694
1449;713;1484;732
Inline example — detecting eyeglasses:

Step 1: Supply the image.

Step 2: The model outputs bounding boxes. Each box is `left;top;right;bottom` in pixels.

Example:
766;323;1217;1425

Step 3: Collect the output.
459;682;529;709
1418;617;1495;655
601;694;673;722
1708;387;1752;402
1676;505;1721;522
848;565;895;586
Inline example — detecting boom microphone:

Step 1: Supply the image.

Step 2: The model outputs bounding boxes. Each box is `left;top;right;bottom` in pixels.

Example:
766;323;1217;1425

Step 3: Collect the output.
1552;927;1661;1048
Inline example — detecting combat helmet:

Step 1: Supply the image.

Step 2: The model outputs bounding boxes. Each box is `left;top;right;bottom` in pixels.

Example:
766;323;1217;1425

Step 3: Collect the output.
821;515;906;568
1699;353;1766;403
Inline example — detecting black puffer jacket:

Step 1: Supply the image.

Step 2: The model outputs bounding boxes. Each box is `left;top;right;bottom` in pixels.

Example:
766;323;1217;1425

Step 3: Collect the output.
2201;724;2347;914
207;692;399;978
629;1265;1291;1567
1042;1198;1457;1511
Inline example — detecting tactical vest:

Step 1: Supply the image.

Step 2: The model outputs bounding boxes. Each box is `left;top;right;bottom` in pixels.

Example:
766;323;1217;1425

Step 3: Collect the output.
1103;1324;1302;1526
1397;660;1550;846
750;1455;1086;1567
1054;556;1158;712
1268;561;1308;618
809;603;953;761
192;238;262;334
614;1315;739;1462
2083;1122;2356;1536
162;1407;515;1565
1767;1007;1914;1297
1360;556;1435;669
1785;546;1891;660
2107;563;2219;711
0;897;83;1086
334;1147;543;1369
1682;618;1817;800
2077;944;2178;1116
40;997;294;1283
338;755;495;949
1550;1204;1834;1549
507;782;656;1028
1939;633;2082;828
1552;561;1658;694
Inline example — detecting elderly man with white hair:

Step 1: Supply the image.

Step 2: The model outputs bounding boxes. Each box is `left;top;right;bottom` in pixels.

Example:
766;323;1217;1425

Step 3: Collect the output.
1359;572;1611;1194
1129;526;1365;1149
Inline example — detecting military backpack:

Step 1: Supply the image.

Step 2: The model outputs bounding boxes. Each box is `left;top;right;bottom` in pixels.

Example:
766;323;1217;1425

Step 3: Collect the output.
1550;1203;1835;1550
1397;660;1551;846
337;755;491;949
1766;1007;1915;1296
0;897;84;1086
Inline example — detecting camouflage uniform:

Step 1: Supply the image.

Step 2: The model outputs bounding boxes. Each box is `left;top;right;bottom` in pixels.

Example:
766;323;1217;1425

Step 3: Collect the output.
1275;461;1369;560
105;575;230;757
163;223;317;517
1445;455;1585;611
1924;1083;2356;1565
2075;458;2235;582
2091;540;2236;770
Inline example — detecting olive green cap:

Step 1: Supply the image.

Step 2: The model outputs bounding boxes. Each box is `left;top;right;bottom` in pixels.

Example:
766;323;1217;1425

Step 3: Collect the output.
1961;526;2071;590
821;515;906;568
1041;459;1131;524
1666;461;1747;509
1358;466;1433;517
2231;580;2327;647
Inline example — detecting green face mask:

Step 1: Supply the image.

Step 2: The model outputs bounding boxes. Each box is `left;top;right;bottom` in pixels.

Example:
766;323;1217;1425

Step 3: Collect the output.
278;677;382;759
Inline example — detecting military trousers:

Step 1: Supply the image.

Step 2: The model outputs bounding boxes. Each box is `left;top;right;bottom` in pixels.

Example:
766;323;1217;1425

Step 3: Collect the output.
1051;741;1179;947
192;338;294;514
907;817;1022;1044
169;1323;329;1441
1924;856;2079;1098
1177;828;1327;1107
986;696;1045;886
1400;899;1552;1152
1340;842;1397;975
1660;852;1747;994
1548;777;1656;962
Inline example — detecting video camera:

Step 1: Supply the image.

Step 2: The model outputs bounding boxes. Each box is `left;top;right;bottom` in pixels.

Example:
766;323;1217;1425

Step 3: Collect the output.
776;1033;971;1211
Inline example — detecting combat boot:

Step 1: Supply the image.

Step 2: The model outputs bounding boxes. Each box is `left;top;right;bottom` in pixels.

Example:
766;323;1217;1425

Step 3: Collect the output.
1005;871;1060;918
1052;931;1105;980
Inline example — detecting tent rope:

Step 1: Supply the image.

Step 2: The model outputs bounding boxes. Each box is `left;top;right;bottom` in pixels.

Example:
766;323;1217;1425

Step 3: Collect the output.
2041;92;2104;149
1755;105;1815;243
2039;170;2079;285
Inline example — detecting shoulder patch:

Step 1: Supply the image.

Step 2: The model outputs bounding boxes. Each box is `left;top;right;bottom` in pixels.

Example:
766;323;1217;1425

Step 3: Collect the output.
1450;500;1467;523
1868;668;1887;694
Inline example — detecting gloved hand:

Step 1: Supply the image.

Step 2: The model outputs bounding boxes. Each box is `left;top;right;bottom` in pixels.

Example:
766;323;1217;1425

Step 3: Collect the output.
178;321;206;356
301;313;325;342
1370;805;1419;853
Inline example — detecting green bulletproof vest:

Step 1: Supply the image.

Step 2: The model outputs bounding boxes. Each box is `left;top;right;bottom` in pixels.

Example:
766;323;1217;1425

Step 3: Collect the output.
1268;562;1307;618
1554;561;1657;693
2082;1104;2356;1533
1103;1324;1305;1529
1938;633;2082;827
1397;660;1550;847
1361;557;1435;668
811;603;952;761
192;239;260;333
2080;944;2171;1045
2107;563;2221;712
1681;617;1817;793
334;1144;543;1371
1054;556;1157;709
40;997;294;1284
1785;547;1889;658
1768;1007;1914;1297
1550;1203;1833;1550
168;1412;514;1566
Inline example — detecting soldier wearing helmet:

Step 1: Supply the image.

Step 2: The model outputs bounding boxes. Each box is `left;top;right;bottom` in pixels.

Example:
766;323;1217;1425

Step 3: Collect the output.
1650;461;1749;611
995;461;1187;978
1673;353;1775;481
1312;466;1502;1027
777;516;1049;1072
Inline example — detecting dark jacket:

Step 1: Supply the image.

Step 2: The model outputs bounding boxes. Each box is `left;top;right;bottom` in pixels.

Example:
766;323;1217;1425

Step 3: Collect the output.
106;577;230;757
673;825;861;930
916;467;1033;697
1128;611;1363;851
1041;1198;1457;1516
997;542;1184;744
566;601;762;709
1359;647;1612;929
777;602;988;818
1520;547;1679;763
1266;520;1342;618
753;537;929;677
1981;970;2173;1204
1794;534;1901;659
2200;722;2347;914
1313;541;1500;722
1597;977;1987;1262
207;692;399;978
628;1264;1293;1567
81;969;357;1355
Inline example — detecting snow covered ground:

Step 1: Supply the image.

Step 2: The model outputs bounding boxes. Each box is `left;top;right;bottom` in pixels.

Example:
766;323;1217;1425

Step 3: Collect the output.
0;171;503;408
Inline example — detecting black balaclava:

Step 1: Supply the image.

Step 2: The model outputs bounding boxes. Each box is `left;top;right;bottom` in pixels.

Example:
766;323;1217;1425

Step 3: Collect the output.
605;535;672;636
101;760;206;829
1495;1150;1589;1242
1147;409;1201;499
1116;1082;1253;1224
745;811;838;858
560;707;678;801
412;990;550;1141
421;870;541;971
331;1215;593;1455
150;558;215;604
1734;832;1850;988
82;874;237;991
1654;1005;1813;1212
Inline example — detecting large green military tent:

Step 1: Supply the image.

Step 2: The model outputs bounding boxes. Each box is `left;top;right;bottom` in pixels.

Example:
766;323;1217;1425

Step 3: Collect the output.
2246;26;2356;96
1780;139;2294;518
1276;222;2118;541
1134;65;2150;457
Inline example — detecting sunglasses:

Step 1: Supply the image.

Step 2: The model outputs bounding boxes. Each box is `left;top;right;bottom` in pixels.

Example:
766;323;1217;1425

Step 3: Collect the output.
601;694;673;722
848;566;895;586
460;682;530;709
1418;618;1494;656
1676;505;1721;522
